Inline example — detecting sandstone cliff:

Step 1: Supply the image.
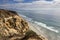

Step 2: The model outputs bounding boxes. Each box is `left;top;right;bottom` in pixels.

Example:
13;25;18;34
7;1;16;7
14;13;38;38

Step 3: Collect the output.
0;9;47;40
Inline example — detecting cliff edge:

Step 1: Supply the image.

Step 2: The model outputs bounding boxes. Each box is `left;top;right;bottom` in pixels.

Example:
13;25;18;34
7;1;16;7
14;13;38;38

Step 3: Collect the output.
0;9;47;40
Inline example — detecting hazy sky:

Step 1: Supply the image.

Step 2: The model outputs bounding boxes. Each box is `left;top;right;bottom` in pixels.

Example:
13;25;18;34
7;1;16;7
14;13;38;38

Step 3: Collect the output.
0;0;60;17
0;0;53;4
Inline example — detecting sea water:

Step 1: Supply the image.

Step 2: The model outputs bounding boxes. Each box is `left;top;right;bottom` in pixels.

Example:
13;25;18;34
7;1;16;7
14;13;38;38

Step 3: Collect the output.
0;7;60;40
17;11;60;40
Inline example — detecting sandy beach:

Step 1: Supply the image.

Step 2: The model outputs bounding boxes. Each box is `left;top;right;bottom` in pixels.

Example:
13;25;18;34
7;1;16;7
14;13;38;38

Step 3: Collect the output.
28;22;48;40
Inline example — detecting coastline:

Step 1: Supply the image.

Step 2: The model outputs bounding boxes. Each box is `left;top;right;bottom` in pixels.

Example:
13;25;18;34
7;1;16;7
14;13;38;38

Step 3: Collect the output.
28;21;48;40
19;13;48;40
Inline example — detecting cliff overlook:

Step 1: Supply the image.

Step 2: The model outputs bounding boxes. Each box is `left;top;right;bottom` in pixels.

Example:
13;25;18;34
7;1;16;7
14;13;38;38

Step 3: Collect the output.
0;9;47;40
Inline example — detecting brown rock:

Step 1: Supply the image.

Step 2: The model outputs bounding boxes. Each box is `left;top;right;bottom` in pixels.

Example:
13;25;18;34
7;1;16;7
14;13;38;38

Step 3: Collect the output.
0;9;29;40
21;30;47;40
0;9;47;40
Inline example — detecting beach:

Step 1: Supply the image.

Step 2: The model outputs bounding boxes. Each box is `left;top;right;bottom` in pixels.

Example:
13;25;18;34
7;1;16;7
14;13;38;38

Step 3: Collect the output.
28;22;48;40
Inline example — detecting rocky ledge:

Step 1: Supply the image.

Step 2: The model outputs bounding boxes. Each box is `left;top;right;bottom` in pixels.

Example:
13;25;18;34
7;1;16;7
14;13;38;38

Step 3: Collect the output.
0;9;47;40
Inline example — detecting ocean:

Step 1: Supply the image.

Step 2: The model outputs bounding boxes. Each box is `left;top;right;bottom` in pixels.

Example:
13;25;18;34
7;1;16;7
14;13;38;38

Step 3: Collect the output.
0;0;60;40
0;8;60;40
17;10;60;40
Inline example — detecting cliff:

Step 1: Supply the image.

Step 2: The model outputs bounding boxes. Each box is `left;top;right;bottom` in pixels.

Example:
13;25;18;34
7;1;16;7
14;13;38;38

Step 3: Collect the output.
0;9;47;40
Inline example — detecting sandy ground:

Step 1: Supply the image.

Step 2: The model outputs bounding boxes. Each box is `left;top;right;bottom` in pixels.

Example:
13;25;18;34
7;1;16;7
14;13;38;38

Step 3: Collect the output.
28;22;48;40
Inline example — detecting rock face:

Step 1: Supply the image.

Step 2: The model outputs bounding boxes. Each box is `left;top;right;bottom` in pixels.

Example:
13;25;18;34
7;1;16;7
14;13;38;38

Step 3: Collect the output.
0;9;47;40
0;9;29;40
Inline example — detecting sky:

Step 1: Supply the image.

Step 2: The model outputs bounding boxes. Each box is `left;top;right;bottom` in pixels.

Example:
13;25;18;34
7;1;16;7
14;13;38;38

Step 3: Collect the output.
0;0;53;4
0;0;60;10
0;0;60;17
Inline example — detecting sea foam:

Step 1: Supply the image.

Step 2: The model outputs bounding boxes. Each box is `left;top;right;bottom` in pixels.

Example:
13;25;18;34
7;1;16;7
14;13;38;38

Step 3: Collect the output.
34;21;59;33
19;13;59;33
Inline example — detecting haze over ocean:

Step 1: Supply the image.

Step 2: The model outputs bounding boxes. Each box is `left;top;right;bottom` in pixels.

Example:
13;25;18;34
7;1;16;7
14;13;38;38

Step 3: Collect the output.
0;0;60;40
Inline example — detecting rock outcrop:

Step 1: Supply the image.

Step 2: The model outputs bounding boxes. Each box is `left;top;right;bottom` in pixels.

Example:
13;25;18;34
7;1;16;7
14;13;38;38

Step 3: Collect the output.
0;9;47;40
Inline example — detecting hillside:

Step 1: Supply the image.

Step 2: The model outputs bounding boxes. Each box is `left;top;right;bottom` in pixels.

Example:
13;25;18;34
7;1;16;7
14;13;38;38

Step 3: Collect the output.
0;9;47;40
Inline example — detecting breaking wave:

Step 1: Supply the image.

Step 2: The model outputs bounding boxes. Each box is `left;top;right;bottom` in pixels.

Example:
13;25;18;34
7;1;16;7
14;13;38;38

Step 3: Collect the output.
34;21;59;33
19;13;59;33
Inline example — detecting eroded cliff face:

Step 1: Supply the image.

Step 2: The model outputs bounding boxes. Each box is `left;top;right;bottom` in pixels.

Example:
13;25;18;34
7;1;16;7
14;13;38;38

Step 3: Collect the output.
0;9;29;40
0;9;47;40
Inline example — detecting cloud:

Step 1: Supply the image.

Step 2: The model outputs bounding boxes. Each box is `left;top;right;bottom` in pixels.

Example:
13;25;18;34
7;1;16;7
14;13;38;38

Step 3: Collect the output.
0;0;59;8
0;0;60;20
0;1;53;9
54;0;60;1
0;0;59;10
0;0;60;15
13;0;24;2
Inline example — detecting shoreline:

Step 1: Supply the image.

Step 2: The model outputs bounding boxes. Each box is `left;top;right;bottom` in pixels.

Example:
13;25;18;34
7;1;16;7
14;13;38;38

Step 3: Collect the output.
28;21;48;40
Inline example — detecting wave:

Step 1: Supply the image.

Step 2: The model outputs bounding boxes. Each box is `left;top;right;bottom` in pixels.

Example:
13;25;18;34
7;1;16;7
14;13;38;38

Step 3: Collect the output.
18;13;59;33
34;21;59;33
18;13;33;21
